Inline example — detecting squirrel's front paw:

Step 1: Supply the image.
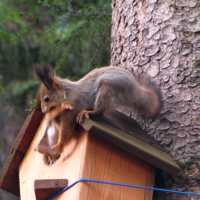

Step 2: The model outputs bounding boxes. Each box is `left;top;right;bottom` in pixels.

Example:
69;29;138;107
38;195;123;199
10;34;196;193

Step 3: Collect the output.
62;104;74;110
77;110;90;125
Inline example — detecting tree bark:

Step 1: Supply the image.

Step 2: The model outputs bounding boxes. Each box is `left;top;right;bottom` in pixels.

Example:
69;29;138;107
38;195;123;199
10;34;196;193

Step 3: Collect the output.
111;0;200;199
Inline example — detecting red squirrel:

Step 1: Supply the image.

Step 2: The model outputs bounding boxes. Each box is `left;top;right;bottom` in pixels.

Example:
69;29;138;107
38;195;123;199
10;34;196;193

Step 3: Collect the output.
34;64;162;164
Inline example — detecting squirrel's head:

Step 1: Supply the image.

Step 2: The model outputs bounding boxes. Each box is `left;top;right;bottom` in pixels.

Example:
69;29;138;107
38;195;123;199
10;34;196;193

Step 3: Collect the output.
34;64;63;113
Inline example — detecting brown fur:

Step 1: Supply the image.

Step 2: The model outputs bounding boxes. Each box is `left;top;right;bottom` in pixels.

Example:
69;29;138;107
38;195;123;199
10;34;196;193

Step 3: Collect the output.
34;64;162;164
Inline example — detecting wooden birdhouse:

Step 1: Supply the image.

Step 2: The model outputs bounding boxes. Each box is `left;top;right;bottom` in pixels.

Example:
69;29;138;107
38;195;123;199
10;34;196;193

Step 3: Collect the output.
0;103;180;200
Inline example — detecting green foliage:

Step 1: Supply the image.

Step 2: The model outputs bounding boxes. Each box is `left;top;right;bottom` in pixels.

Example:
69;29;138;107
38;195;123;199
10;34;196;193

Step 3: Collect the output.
0;0;111;118
0;75;3;92
13;0;111;73
10;80;38;96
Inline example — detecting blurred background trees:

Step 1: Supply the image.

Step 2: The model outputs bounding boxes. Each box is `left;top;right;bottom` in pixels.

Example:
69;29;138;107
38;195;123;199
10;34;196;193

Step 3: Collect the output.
0;0;111;199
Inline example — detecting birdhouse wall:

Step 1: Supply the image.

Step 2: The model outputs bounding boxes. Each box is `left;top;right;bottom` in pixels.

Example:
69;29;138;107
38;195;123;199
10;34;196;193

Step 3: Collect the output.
19;117;155;200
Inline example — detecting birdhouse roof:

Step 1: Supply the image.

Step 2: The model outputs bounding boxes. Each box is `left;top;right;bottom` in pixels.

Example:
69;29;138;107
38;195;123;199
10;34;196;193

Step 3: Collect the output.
82;110;180;175
0;103;180;197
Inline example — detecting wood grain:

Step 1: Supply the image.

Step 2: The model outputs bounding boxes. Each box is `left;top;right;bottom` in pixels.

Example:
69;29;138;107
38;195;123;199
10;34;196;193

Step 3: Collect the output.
84;135;152;200
19;117;155;200
34;179;68;200
83;115;180;175
0;106;43;197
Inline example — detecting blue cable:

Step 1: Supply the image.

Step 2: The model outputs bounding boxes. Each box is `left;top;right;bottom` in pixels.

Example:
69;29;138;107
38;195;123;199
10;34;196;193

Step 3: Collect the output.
47;178;200;200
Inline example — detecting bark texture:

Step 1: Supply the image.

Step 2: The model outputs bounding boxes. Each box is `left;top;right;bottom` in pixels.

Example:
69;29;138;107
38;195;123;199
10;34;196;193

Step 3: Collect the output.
111;0;200;199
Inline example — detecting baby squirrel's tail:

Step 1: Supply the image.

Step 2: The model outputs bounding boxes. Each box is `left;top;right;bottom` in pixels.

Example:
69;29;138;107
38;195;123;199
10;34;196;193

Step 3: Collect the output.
130;69;163;118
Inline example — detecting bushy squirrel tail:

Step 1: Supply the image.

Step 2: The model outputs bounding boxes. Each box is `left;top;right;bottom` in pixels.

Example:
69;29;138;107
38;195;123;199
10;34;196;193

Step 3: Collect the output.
129;69;163;117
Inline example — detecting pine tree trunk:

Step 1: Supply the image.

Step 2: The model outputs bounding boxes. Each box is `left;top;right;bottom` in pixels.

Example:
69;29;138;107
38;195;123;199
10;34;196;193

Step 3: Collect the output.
111;0;200;199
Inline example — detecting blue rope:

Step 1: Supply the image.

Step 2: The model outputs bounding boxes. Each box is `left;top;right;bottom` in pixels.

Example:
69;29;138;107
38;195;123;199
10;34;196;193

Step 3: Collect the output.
47;178;200;200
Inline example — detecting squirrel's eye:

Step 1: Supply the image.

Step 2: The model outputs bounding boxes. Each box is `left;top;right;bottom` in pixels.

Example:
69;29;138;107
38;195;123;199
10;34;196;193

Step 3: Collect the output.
44;96;50;102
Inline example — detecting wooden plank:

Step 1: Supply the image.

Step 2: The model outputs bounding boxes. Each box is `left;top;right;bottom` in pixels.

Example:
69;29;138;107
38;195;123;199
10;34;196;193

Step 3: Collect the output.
103;111;163;151
144;165;155;200
0;104;44;196
0;149;24;196
12;108;44;154
106;110;144;130
85;134;152;200
82;117;181;176
34;179;68;200
19;119;89;200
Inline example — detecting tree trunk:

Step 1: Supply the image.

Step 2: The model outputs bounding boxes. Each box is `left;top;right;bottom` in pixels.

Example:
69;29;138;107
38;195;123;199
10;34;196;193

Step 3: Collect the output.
111;0;200;199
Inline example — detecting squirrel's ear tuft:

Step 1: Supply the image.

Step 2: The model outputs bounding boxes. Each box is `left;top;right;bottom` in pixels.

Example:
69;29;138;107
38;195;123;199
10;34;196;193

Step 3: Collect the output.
33;63;55;90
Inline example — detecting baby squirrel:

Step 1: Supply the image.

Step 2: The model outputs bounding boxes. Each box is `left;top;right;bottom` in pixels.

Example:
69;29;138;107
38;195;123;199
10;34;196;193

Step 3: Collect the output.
34;64;162;164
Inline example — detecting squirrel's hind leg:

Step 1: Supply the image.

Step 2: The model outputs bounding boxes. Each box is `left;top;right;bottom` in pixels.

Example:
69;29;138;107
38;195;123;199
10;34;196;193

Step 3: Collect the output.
77;82;114;124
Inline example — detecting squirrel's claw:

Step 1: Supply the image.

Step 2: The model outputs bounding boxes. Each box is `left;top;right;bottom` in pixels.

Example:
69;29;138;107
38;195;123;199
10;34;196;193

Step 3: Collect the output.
62;104;74;110
77;110;90;125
